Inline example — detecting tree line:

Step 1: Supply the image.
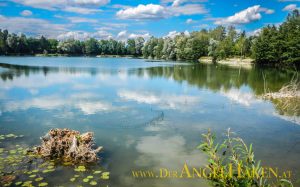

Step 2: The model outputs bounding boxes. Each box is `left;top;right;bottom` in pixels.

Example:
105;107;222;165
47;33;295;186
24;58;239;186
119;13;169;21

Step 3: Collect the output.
0;9;299;67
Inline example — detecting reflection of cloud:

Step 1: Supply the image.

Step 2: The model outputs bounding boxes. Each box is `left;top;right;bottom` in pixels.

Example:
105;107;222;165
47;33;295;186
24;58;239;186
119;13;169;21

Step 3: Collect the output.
273;112;300;125
2;94;115;115
136;135;206;169
118;90;200;111
221;88;260;107
76;101;113;115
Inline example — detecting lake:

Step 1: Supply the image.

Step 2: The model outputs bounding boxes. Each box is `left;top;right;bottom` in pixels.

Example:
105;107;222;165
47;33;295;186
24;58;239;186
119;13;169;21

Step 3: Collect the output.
0;57;299;187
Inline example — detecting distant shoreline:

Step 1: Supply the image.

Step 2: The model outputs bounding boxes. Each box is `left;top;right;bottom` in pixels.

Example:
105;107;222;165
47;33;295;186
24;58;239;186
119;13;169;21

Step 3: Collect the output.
199;57;254;69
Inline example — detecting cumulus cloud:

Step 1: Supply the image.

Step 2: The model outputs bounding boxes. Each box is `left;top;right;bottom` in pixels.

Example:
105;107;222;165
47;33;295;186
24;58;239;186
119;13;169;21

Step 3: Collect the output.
164;30;190;38
20;10;32;16
12;0;108;14
186;18;194;24
0;15;68;38
116;4;169;20
67;17;98;23
214;5;274;25
116;30;151;41
57;30;113;40
283;4;298;11
116;3;206;20
63;7;102;14
248;28;262;36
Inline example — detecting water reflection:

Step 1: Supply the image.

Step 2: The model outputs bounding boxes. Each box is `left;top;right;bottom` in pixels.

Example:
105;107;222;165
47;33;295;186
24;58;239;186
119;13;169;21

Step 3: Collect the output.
0;58;300;187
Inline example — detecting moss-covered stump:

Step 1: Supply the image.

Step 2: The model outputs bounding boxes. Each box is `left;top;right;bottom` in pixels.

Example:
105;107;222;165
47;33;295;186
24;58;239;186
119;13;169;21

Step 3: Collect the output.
34;129;103;163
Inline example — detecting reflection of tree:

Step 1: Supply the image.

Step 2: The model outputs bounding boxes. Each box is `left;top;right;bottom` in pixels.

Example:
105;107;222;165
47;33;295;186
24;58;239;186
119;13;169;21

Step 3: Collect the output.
0;62;298;118
0;63;116;81
137;64;295;95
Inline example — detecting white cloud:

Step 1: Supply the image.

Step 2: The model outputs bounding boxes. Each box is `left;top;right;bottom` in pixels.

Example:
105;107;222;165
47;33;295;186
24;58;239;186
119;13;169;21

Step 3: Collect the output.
171;4;207;15
0;15;68;38
116;30;150;41
283;4;298;11
248;28;262;36
116;4;169;20
215;5;274;25
73;0;110;6
116;3;206;20
57;30;113;40
12;0;108;14
67;17;98;23
164;30;189;38
186;18;194;24
279;0;300;2
63;7;102;14
20;10;32;16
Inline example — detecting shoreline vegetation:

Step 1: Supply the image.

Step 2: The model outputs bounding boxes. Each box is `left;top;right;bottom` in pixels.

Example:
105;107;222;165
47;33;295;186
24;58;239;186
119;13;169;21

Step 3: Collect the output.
199;129;294;187
0;10;299;69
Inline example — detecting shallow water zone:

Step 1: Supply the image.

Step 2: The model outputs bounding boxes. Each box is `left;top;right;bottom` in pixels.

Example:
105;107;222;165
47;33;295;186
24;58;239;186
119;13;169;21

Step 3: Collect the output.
0;57;300;187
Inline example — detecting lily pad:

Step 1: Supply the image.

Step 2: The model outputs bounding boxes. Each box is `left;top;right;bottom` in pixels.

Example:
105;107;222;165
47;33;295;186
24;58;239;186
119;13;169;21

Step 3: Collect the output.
38;182;48;186
101;172;110;180
70;178;76;182
93;170;101;174
35;177;44;182
29;174;36;178
87;175;93;179
15;181;23;185
83;178;89;183
90;181;97;186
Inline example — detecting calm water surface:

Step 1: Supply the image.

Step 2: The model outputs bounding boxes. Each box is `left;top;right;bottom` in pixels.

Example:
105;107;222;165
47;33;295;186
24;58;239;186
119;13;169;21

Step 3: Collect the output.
0;57;299;186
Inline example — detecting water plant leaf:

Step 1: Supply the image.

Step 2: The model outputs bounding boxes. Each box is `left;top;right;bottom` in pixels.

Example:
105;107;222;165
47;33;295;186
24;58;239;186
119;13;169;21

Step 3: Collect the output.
89;181;97;186
15;181;23;185
35;177;44;182
38;182;48;186
87;175;93;179
83;178;89;183
93;170;101;174
29;174;36;178
101;172;110;180
70;178;76;182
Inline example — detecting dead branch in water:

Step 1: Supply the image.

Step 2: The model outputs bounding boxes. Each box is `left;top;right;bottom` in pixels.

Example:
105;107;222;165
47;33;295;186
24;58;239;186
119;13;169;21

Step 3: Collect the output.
33;128;103;163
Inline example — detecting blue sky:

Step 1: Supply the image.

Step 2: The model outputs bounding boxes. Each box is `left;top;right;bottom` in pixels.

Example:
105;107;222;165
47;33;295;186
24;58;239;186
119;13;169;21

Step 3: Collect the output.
0;0;299;40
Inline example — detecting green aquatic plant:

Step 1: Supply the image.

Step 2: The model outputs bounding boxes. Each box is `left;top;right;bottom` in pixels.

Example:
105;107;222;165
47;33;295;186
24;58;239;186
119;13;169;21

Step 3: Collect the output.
74;165;86;172
198;129;294;187
101;172;110;180
90;181;97;185
94;170;101;174
38;182;48;186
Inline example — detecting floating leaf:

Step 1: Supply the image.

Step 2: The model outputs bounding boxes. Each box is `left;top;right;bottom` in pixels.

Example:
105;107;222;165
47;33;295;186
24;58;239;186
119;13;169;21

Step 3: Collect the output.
9;150;17;154
70;178;76;182
15;181;23;185
29;174;36;178
89;181;97;186
38;182;48;186
35;177;44;182
101;172;110;180
87;175;93;179
93;170;101;174
47;165;54;169
74;165;86;172
83;178;89;183
74;175;79;178
32;169;39;173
